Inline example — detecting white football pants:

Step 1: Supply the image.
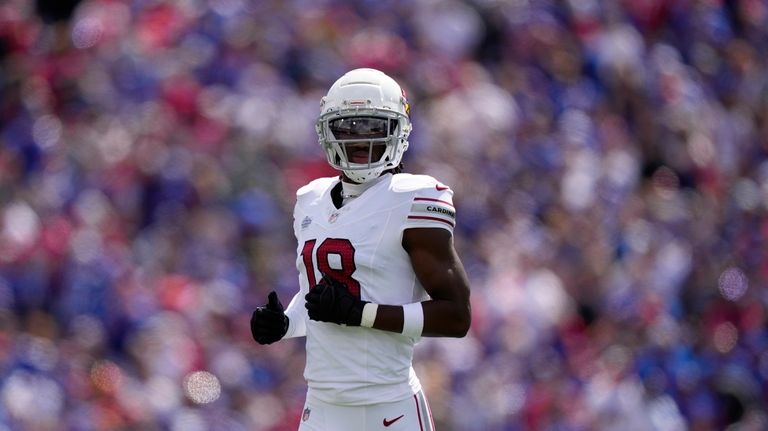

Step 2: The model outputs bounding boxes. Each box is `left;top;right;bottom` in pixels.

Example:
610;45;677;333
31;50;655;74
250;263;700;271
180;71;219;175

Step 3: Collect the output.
297;390;435;431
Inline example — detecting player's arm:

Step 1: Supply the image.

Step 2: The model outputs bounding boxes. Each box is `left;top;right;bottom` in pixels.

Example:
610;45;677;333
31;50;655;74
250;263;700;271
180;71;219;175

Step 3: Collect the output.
251;204;310;345
304;228;471;338
304;180;470;337
370;228;470;337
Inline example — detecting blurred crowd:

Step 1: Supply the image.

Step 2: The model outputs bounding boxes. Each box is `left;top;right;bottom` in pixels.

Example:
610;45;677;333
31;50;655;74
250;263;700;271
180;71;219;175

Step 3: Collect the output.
1;0;767;430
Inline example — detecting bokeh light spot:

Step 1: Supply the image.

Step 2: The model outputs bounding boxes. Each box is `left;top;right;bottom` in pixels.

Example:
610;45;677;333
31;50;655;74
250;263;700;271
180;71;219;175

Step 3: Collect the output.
1;202;41;262
1;371;64;423
90;360;122;393
72;17;103;49
183;371;221;404
32;115;62;149
732;178;760;211
687;132;715;167
718;267;748;301
713;322;738;353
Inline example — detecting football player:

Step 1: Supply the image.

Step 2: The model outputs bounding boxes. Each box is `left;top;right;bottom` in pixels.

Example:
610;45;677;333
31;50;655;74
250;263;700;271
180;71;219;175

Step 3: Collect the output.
251;68;471;431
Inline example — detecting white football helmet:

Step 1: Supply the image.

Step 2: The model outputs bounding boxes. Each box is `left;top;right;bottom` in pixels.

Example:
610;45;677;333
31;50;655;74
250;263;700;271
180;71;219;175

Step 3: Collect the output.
316;68;412;183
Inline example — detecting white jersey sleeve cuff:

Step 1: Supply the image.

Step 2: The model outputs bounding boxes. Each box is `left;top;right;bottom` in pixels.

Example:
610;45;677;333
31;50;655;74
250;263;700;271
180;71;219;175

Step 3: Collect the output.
283;291;307;338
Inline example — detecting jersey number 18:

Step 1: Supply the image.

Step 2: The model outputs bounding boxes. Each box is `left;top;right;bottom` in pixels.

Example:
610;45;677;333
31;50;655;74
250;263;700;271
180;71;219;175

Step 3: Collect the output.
301;238;361;298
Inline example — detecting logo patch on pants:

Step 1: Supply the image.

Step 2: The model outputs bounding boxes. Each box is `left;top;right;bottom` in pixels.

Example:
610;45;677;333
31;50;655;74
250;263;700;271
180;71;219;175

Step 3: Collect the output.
302;407;311;422
383;414;404;427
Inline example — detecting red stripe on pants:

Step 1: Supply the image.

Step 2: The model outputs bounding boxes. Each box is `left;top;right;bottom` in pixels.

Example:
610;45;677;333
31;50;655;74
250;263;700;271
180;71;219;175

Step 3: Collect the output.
413;394;425;431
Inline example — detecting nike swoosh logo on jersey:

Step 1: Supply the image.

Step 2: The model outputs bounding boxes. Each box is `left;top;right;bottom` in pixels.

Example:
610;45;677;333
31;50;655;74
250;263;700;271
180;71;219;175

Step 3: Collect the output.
435;184;448;191
383;414;404;427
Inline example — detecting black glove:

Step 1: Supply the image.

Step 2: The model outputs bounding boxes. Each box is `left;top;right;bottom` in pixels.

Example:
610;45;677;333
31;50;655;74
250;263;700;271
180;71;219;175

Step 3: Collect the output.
250;291;289;345
305;273;366;326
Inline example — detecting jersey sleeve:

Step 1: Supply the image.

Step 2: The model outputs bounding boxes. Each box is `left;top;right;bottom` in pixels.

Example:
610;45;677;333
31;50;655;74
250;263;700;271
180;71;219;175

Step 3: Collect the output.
292;204;303;241
403;183;456;233
283;290;307;338
287;196;313;339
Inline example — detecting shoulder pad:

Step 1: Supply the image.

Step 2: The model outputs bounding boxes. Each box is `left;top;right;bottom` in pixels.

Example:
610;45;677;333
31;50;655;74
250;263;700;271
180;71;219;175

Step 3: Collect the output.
402;173;456;230
296;177;337;201
390;173;452;194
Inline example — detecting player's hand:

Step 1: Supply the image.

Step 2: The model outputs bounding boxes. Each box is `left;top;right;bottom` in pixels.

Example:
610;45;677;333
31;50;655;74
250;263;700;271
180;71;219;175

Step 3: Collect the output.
305;274;366;326
250;291;289;345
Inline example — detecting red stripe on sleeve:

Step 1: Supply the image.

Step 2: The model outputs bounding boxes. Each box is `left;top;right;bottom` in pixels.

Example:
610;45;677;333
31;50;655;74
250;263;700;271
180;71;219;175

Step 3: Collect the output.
413;197;454;208
407;215;455;227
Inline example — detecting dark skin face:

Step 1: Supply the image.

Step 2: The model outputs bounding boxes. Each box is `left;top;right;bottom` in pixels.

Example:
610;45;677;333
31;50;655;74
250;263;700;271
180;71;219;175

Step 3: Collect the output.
339;140;387;184
331;117;394;182
347;143;384;164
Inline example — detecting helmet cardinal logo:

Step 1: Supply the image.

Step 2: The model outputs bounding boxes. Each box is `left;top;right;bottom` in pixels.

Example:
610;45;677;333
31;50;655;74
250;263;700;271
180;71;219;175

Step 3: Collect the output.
401;87;410;116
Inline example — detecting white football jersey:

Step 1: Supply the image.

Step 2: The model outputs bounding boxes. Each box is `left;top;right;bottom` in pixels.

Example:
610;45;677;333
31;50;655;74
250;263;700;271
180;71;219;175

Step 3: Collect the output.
282;173;456;406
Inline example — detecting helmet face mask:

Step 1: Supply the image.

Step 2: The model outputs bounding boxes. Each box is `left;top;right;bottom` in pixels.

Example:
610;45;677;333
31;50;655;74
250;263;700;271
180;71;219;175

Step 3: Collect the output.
316;69;411;183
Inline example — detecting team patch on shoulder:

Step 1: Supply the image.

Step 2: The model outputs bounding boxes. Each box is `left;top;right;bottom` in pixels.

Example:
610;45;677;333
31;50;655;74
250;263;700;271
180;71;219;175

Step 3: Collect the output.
408;196;456;227
301;216;312;229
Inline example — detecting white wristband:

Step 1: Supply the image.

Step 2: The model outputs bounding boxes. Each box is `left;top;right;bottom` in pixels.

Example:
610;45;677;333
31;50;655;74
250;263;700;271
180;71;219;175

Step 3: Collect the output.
361;303;378;328
401;302;424;338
